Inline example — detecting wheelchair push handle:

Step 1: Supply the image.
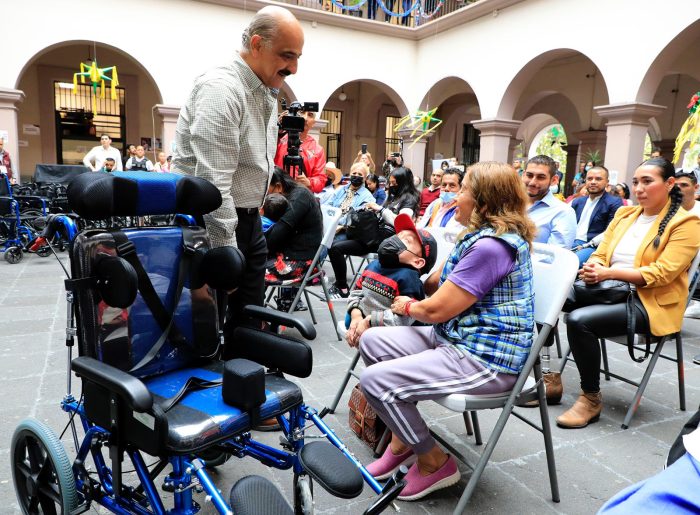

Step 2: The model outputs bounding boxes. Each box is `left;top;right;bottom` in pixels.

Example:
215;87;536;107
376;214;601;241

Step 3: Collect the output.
243;305;317;340
363;465;408;515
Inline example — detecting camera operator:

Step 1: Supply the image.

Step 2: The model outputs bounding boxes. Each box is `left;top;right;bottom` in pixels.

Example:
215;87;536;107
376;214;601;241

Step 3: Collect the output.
382;152;403;175
274;108;327;193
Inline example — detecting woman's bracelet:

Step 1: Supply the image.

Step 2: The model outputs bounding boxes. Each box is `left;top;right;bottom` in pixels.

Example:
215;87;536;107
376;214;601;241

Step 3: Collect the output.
404;299;418;317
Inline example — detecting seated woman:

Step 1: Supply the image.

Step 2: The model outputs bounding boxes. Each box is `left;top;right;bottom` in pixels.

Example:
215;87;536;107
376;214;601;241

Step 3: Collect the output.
613;182;632;206
265;168;323;311
418;166;465;237
366;166;420;230
557;158;700;429
365;173;386;206
323;162;375;298
358;161;536;500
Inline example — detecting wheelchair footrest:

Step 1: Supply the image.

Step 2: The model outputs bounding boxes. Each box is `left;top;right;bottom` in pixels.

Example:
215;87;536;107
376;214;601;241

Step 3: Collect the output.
298;441;364;499
229;475;293;515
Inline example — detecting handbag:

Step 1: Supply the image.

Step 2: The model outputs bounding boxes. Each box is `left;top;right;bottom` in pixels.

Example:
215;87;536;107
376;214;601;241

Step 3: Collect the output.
570;279;651;363
345;208;382;249
348;384;387;452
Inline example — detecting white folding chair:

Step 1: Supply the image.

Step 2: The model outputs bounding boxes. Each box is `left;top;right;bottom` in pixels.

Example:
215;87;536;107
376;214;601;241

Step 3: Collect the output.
264;205;344;340
559;247;700;429
429;243;578;513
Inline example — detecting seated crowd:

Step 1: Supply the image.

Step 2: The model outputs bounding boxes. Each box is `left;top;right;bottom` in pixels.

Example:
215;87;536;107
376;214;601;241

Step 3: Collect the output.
300;152;700;501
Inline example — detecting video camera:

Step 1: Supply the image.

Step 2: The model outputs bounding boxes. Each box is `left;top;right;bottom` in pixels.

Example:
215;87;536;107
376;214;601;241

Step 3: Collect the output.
279;99;319;179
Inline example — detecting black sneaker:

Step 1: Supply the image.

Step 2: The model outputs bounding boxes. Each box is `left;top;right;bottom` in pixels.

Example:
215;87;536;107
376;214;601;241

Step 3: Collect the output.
328;285;350;300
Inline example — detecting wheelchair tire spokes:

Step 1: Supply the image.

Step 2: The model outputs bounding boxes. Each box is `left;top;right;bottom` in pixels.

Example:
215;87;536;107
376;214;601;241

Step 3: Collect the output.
11;419;80;515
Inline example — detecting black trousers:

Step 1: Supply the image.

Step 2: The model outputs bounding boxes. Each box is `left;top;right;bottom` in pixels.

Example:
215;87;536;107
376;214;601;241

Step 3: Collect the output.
327;233;370;289
565;299;649;393
222;209;267;357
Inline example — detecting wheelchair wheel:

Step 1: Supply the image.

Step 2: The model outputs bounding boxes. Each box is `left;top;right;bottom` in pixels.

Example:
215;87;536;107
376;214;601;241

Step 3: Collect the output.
293;473;314;515
36;245;53;258
198;448;231;468
11;418;79;515
5;246;23;264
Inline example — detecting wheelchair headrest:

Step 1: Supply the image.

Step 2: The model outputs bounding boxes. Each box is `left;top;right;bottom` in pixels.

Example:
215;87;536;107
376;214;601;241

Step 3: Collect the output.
67;172;221;217
95;244;246;308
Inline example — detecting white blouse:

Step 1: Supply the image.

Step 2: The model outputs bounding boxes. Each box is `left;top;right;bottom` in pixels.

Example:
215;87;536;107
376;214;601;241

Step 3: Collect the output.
609;214;659;270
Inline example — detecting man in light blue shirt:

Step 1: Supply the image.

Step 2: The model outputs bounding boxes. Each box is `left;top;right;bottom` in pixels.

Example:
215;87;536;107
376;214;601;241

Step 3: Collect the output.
523;155;577;248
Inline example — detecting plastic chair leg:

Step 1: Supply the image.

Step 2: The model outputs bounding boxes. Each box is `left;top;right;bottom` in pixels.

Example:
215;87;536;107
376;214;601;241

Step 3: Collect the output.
327;350;361;414
621;338;666;429
600;338;611;381
303;289;317;324
675;333;686;411
319;276;343;341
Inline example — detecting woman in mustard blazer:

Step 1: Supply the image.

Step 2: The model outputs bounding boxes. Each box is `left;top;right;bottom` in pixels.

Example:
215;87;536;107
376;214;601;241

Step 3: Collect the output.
557;158;700;429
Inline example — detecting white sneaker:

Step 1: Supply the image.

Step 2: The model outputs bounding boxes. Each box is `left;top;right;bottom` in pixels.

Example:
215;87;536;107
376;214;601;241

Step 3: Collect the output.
685;300;700;319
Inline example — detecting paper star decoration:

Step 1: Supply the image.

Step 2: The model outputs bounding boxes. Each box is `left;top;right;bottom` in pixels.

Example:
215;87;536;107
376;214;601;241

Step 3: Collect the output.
73;60;119;116
393;107;443;147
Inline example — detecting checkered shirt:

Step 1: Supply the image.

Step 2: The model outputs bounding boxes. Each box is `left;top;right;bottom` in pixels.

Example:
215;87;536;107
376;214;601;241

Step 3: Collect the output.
172;53;278;248
435;228;535;375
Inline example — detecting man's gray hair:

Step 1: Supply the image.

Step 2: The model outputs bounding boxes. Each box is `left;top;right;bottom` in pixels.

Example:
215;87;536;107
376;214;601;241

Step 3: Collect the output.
241;12;281;51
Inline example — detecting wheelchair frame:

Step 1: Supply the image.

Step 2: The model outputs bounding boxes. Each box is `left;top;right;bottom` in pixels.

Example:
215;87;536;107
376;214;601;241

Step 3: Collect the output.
13;231;405;515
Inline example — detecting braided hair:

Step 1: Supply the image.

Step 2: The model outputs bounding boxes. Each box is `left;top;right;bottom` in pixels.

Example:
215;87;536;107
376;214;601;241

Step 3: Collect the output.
643;157;683;249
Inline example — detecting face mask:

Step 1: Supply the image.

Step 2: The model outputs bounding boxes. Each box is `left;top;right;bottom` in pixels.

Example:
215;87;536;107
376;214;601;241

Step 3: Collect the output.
439;191;456;204
377;235;407;268
350;175;364;187
325;176;333;187
388;185;398;195
584;165;592;172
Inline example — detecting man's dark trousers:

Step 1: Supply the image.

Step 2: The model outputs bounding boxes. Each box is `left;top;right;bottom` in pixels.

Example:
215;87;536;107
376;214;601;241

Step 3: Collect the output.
222;207;267;358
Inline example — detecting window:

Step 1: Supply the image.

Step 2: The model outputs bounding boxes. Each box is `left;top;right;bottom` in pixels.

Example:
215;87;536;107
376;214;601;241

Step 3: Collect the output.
320;109;342;165
462;123;480;165
385;116;402;158
54;81;126;164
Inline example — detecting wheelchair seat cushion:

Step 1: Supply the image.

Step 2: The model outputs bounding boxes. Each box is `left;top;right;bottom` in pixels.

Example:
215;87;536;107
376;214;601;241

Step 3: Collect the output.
144;361;303;453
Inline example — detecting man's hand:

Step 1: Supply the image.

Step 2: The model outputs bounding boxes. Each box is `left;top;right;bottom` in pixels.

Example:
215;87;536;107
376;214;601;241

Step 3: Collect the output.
295;174;311;188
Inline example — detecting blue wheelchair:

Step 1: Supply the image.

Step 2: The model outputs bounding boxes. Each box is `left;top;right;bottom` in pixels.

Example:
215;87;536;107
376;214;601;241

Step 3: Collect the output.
11;172;405;514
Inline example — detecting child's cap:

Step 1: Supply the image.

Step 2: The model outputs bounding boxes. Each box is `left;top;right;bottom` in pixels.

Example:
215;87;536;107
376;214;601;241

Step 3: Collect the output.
394;213;437;274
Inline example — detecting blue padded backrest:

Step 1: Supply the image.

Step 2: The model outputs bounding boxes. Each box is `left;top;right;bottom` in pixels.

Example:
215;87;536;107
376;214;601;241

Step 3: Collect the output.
67;171;222;218
71;226;219;378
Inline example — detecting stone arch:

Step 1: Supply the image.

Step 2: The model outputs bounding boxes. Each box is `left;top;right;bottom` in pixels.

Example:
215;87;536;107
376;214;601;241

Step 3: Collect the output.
320;79;409;172
496;48;610;130
16;40;164;170
636;19;700;104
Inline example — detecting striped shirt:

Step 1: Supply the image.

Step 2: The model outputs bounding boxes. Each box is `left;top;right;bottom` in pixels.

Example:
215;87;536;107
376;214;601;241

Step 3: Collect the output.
172;53;279;248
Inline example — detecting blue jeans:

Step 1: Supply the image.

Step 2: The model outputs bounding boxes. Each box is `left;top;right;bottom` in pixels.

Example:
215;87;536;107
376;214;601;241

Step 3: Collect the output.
573;239;595;267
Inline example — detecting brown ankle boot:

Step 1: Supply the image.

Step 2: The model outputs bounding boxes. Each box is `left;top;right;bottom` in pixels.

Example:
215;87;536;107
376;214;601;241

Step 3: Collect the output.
543;372;563;405
556;391;602;428
520;372;563;407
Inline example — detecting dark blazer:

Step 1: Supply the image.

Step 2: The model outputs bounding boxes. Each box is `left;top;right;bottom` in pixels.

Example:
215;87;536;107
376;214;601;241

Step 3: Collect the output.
571;191;624;242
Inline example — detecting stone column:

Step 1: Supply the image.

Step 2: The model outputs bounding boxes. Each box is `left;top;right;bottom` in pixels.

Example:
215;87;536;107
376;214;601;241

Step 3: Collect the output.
508;137;524;164
572;129;608;167
595;102;666;187
397;128;433;182
154;104;180;156
470;119;521;162
0;88;25;182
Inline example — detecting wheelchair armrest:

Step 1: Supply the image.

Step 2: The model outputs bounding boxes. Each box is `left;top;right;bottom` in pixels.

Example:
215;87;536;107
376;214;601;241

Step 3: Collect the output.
243;305;317;341
72;356;153;412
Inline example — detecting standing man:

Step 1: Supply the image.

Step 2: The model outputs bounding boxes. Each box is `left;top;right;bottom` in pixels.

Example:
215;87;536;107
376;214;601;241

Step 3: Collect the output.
417;168;442;217
274;110;326;193
172;6;304;354
692;154;700;189
125;145;155;171
0;138;14;184
523;154;577;248
570;166;623;265
675;171;700;216
83;134;123;172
